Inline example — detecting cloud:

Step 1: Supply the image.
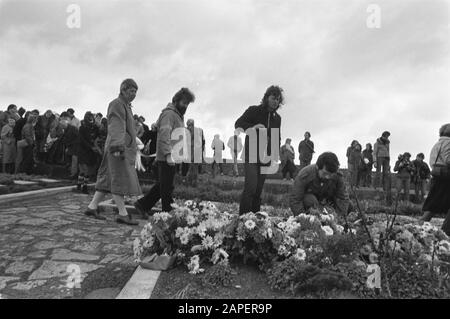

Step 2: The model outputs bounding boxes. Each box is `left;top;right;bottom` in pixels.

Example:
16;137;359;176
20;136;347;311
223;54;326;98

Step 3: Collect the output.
0;0;448;166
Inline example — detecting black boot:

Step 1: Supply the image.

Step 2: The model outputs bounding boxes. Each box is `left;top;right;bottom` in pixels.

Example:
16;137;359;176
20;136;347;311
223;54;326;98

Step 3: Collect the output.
82;177;89;194
77;176;83;191
134;201;149;220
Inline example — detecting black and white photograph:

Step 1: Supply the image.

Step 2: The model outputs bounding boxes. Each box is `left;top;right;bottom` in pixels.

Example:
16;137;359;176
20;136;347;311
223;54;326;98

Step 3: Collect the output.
0;0;449;305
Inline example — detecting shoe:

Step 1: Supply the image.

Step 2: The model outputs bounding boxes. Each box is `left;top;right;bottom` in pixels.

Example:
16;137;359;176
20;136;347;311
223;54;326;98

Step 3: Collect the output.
134;201;149;220
84;207;106;220
82;185;88;194
116;214;139;226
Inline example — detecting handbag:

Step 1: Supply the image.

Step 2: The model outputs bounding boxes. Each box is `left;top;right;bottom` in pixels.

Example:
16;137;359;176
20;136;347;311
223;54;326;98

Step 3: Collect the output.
431;145;450;179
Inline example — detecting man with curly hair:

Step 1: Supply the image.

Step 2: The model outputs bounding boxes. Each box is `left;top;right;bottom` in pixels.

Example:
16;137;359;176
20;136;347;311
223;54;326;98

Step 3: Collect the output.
134;88;195;219
235;85;283;215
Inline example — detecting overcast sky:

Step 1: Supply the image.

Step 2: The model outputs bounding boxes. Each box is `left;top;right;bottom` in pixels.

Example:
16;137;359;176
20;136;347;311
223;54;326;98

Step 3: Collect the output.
0;0;448;167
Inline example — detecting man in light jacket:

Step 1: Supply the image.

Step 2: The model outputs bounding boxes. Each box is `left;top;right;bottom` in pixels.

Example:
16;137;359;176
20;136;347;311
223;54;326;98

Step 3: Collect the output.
373;131;391;190
134;88;195;218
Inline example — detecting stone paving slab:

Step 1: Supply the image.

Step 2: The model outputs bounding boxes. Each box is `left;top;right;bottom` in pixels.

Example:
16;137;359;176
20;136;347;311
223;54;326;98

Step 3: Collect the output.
0;191;147;299
13;180;38;185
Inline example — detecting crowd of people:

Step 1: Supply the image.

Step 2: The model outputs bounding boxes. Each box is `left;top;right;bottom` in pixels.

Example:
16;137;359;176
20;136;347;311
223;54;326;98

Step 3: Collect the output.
345;131;432;204
1;79;449;235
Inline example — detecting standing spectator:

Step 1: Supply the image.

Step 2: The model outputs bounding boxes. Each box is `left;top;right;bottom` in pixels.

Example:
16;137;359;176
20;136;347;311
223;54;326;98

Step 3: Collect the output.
19;114;37;174
373;131;391;190
280;138;296;180
359;143;374;187
15;110;38;173
420;124;450;236
139;116;151;145
412;153;431;203
13;111;29;141
393;152;415;201
59;113;80;179
0;104;20;130
185;119;204;186
298;131;314;171
134;88;195;219
77;112;101;193
17;107;26;120
134;114;144;139
67;108;81;129
346;140;362;188
235;85;283;215
94;113;103;128
211;134;225;177
1;118;17;174
143;122;158;176
83;79;142;224
35;109;57;163
227;129;243;177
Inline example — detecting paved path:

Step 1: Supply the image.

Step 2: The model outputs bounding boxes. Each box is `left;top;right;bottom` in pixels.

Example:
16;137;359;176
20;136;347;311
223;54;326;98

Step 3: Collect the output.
0;191;146;299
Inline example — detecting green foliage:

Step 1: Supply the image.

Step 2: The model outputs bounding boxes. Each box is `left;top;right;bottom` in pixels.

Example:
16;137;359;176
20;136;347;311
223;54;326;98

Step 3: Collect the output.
201;260;236;288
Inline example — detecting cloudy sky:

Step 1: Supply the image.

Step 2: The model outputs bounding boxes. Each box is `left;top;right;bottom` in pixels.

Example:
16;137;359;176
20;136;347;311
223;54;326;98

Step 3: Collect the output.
0;0;448;167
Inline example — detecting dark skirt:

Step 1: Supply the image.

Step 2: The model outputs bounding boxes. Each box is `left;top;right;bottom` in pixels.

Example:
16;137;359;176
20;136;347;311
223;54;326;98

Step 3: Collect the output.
422;177;450;215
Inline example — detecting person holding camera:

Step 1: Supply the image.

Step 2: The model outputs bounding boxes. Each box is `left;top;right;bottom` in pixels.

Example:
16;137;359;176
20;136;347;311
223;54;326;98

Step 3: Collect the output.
393;152;415;201
412;153;431;203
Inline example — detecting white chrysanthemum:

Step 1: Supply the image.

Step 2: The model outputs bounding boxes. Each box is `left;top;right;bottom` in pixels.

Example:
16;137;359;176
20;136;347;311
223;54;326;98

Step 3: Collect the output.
308;215;316;223
257;211;269;218
196;224;207;238
187;255;204;274
294;248;307;261
142;237;154;249
277;222;286;229
321;225;334;236
185;200;193;206
336;225;344;233
202;235;214;249
153;212;171;222
277;245;291;257
180;233;190;245
245;220;256;230
284;236;296;247
298;213;308;219
438;240;450;255
186;214;196;226
175;227;184;238
211;248;229;264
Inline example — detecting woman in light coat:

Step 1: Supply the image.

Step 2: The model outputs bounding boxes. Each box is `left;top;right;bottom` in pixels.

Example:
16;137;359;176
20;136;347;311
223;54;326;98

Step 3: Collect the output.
1;118;17;174
82;79;141;225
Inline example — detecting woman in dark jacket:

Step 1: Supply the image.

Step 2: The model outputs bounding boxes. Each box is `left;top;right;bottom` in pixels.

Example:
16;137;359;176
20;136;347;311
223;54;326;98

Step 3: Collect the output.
19;114;37;174
235;85;283;215
77;112;101;193
35;110;57;162
359;143;374;187
346;140;362;188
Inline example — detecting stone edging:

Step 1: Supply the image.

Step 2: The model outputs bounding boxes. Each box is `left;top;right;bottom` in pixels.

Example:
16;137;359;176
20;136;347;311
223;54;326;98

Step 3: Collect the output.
0;184;95;206
116;266;161;299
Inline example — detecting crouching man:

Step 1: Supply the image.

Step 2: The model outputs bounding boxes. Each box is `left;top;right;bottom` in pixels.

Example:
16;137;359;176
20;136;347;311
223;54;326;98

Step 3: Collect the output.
289;152;350;216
